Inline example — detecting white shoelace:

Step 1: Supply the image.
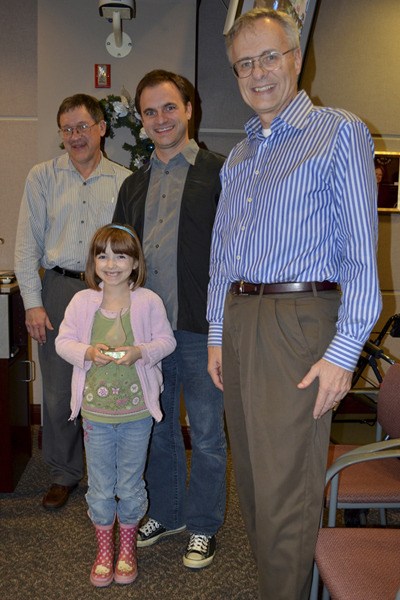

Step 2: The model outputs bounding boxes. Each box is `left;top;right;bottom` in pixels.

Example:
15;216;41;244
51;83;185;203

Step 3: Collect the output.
186;534;210;554
140;518;162;535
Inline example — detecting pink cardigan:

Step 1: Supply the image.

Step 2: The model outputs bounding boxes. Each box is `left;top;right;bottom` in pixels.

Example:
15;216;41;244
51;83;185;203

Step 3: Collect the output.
55;286;176;422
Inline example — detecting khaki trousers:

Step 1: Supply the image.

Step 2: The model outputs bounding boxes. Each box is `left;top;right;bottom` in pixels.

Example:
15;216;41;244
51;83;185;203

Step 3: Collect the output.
222;289;340;600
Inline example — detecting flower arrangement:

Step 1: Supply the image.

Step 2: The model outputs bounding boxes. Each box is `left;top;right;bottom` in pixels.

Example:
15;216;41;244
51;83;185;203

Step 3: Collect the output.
99;88;154;171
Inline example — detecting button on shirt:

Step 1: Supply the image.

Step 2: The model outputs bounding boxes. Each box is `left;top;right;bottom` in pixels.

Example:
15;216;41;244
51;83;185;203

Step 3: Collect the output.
207;91;381;371
143;140;199;330
15;153;131;309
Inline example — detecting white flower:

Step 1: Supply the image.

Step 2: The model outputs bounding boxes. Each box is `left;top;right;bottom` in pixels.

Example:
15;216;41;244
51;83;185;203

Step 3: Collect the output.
133;157;145;168
112;101;129;118
139;127;149;140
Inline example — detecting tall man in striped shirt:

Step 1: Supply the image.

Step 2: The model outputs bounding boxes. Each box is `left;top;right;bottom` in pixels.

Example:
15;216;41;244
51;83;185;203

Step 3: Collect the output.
207;9;381;600
15;94;131;510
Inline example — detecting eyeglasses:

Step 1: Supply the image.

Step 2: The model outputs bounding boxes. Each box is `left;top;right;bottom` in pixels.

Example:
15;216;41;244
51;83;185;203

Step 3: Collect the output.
58;122;99;139
232;48;298;79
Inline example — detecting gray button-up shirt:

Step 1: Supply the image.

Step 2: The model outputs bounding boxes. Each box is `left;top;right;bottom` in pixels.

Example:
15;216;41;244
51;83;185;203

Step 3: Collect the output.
15;153;131;309
143;140;199;329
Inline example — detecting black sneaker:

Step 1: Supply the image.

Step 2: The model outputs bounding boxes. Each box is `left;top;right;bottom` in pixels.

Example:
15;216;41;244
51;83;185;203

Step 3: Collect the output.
183;534;216;569
137;518;186;548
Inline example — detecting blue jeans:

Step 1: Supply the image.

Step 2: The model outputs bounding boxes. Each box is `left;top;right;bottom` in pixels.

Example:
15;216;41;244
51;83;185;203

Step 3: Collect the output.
83;417;152;526
145;330;227;536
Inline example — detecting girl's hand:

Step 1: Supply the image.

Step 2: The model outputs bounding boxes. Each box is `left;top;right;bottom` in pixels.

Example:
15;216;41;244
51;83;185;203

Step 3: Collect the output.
85;344;115;366
115;346;142;366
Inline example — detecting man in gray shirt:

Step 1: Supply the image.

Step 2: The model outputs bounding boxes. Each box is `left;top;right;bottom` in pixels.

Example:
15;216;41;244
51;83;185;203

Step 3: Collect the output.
113;70;226;569
15;94;130;510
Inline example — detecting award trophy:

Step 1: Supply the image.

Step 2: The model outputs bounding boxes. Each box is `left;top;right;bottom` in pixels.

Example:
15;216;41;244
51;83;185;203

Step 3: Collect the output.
100;309;127;359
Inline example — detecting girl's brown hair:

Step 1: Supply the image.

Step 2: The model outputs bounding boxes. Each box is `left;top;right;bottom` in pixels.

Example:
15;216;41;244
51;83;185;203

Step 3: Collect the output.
85;224;146;291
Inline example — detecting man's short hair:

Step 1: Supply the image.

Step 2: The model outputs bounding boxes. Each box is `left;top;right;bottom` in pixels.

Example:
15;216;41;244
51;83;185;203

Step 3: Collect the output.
134;69;191;114
57;94;104;127
225;8;300;60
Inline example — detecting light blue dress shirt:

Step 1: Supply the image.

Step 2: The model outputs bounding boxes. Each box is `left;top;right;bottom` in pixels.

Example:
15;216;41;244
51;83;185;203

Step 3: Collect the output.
207;91;381;371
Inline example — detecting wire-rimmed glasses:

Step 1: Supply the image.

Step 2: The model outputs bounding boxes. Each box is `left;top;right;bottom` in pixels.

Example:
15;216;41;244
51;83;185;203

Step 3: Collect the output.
58;122;99;139
232;48;298;78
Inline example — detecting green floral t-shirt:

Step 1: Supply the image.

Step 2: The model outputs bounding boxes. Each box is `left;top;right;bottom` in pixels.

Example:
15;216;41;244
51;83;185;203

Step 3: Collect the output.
81;309;150;423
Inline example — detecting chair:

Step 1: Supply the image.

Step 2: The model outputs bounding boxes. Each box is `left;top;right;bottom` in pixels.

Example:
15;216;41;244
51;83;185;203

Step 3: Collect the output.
309;363;400;599
326;362;400;527
314;527;400;600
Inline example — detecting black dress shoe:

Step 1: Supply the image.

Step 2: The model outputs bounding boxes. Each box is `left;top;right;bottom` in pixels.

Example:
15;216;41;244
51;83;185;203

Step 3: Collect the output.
42;483;78;510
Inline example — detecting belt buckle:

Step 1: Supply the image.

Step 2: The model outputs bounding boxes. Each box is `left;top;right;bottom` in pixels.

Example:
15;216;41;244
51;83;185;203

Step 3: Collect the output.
238;280;248;295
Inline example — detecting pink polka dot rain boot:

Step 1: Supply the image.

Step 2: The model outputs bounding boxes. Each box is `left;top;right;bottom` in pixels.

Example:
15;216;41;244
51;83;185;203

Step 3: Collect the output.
114;522;138;584
90;522;115;587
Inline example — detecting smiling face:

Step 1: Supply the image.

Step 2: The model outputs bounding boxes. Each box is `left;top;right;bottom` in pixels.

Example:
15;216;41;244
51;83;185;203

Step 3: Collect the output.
139;82;192;162
59;106;106;177
95;242;136;289
375;166;384;184
230;18;302;129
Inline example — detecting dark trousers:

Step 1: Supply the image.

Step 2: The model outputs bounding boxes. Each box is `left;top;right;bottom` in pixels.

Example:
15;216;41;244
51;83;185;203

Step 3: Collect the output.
222;290;340;600
39;269;86;486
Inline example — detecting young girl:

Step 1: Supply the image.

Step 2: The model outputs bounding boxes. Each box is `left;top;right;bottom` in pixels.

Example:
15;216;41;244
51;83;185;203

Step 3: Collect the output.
55;223;176;587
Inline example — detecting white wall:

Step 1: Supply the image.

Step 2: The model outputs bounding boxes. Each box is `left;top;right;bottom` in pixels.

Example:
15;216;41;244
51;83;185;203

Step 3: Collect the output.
1;0;197;407
301;0;400;150
38;0;197;164
0;1;38;271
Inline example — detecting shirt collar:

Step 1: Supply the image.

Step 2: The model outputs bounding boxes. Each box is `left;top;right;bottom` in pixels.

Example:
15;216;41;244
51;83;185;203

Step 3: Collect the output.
57;152;113;177
245;90;314;140
150;138;199;168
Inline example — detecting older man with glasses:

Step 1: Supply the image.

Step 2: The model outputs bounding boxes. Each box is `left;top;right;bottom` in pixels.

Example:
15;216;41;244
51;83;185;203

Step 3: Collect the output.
15;94;131;510
207;9;381;600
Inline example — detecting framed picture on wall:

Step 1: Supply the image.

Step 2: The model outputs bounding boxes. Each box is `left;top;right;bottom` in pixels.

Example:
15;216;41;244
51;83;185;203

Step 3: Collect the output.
94;64;111;88
375;152;400;213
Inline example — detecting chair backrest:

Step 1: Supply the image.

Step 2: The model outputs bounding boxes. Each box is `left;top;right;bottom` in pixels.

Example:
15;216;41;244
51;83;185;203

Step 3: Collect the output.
377;363;400;438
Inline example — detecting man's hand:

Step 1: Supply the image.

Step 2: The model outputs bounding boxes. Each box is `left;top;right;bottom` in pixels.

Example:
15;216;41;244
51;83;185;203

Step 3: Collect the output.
297;358;353;419
208;345;224;391
25;307;54;344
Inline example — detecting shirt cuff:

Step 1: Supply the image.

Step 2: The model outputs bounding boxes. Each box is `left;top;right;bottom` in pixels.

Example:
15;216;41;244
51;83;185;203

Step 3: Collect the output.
208;323;223;347
19;291;43;311
323;332;365;372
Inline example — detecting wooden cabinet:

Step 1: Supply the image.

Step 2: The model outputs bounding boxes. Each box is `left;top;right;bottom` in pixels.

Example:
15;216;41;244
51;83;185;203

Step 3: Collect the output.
0;285;33;492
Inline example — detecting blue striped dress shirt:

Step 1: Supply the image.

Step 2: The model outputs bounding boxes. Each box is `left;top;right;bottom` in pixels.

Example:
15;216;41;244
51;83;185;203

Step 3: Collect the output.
207;91;381;371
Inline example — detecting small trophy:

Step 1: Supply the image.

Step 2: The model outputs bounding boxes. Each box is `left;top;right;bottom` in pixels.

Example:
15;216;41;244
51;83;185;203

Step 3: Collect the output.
100;309;127;359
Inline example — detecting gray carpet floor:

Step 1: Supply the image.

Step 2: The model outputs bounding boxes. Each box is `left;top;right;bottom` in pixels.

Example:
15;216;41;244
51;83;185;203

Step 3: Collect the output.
1;427;399;600
0;428;258;600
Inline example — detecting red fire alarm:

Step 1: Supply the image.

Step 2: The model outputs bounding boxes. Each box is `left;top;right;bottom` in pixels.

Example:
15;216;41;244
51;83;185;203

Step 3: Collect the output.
94;64;111;88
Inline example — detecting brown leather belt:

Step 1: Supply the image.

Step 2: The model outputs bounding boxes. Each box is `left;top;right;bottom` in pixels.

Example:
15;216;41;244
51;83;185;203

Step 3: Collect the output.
53;266;85;281
230;281;337;296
